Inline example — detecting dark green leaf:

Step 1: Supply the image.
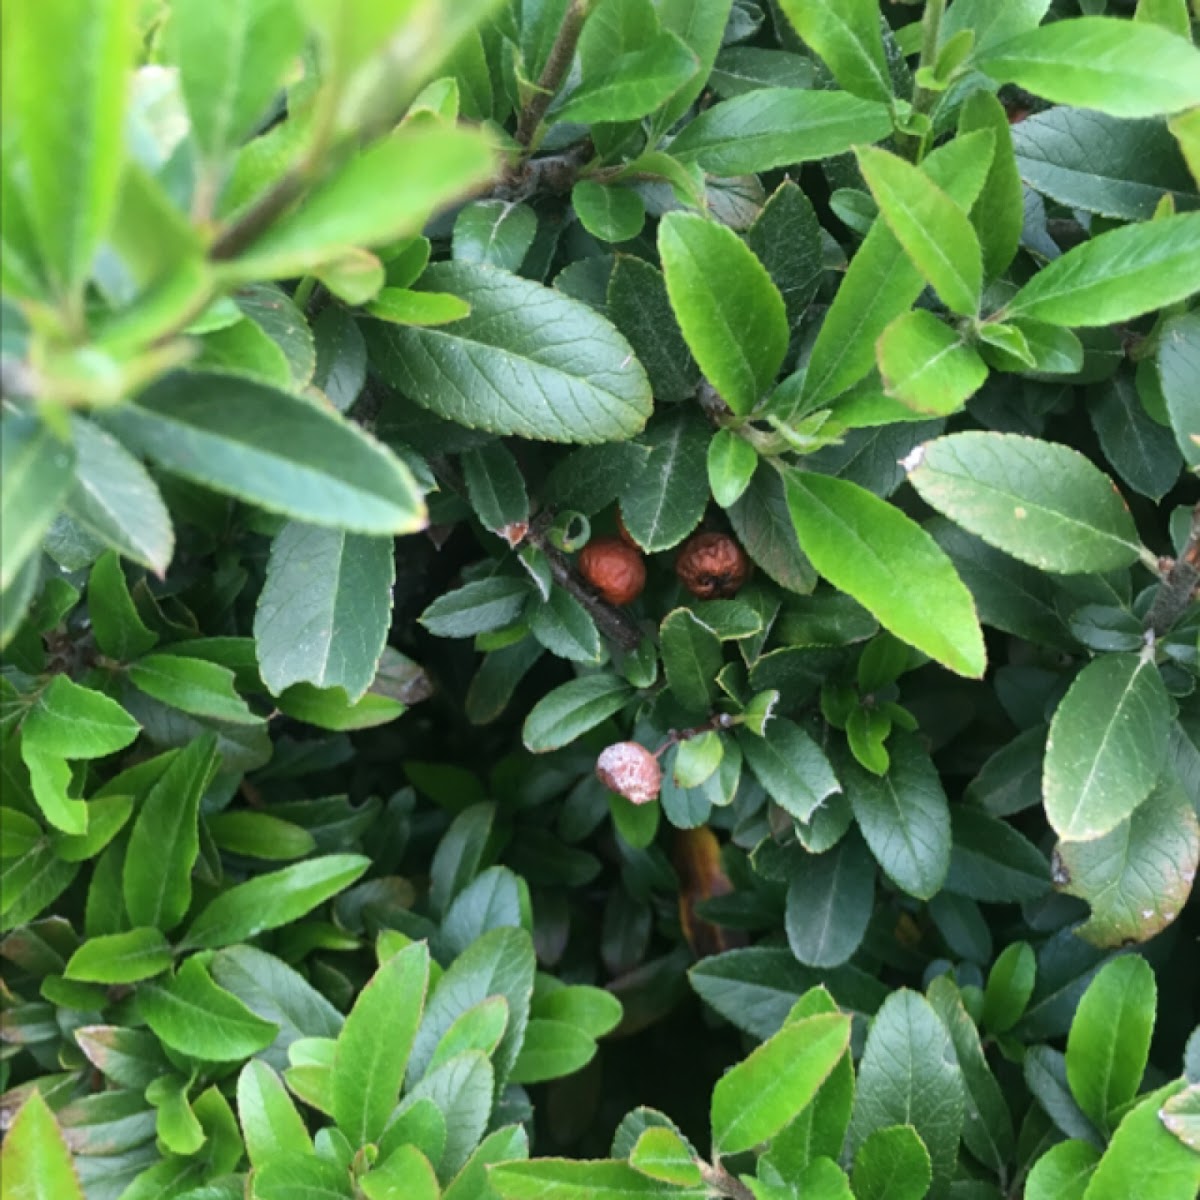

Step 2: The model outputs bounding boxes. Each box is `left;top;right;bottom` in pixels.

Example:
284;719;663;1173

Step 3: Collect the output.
369;262;652;444
619;408;710;551
105;374;426;534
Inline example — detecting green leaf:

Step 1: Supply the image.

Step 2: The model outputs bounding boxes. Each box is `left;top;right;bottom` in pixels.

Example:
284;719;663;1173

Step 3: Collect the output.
1090;374;1183;503
668;89;893;177
64;417;173;576
462;442;530;539
1056;774;1200;948
491;1159;707;1199
619;408;710;552
1011;108;1198;222
876;311;988;416
658;212;788;416
629;1127;703;1187
660;609;722;717
979;17;1200;119
946;806;1050;902
776;0;892;103
276;683;406;731
957;90;1024;279
707;430;758;509
254;521;395;703
20;748;83;837
745;180;824;326
728;465;816;594
164;0;304;162
783;470;985;679
7;0;134;295
843;735;951;901
1160;1085;1200;1154
785;833;875;969
1081;1082;1200;1199
523;674;633;754
361;1144;440;1200
607;255;699;404
1025;1139;1100;1200
509;1018;597;1085
1157;313;1200;469
981;942;1036;1035
453;201;537;272
409;926;535;1092
1066;955;1156;1135
1;411;75;590
655;0;735;133
181;854;370;949
530;587;603;664
939;0;1051;54
801;131;996;407
238;1059;313;1168
87;552;158;661
332;941;429;1147
232;125;497;278
1043;653;1171;841
366;287;471;326
105;373;426;534
64;928;172;984
368;262;653;444
850;1125;932;1200
557;30;698;125
738;718;840;823
421;577;528;638
22;675;140;760
926;977;1015;1176
856;146;983;317
572;183;646;245
313;306;367;413
849;991;964;1198
908;432;1144;574
124;735;218;932
427;995;509;1072
1005;212;1200;327
534;985;623;1039
0;1090;85;1200
252;1157;354;1200
139;956;278;1061
712;1012;851;1154
128;654;258;724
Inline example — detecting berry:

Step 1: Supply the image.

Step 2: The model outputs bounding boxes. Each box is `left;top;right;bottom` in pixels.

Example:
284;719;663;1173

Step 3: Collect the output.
675;531;749;599
578;536;646;605
596;741;661;804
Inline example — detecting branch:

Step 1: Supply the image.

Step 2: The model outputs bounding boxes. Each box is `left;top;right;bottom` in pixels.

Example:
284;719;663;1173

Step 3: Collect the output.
1145;502;1200;638
699;1163;757;1200
515;0;591;150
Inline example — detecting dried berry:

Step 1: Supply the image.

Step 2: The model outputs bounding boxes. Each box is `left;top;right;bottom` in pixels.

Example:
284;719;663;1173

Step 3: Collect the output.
596;741;661;805
578;536;646;606
675;531;749;599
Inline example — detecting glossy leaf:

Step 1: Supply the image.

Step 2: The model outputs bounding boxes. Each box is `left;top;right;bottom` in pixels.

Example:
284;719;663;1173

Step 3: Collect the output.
876;311;988;416
105;374;426;534
658;212;788;415
255;521;395;703
908;432;1143;574
784;470;986;679
369;262;652;444
0;1091;85;1200
1005;212;1200;327
64;928;172;984
979;17;1200;118
1;411;75;590
776;0;891;103
856;146;983;317
331;941;429;1147
712;1012;852;1154
668;89;892;177
1043;653;1171;841
738;718;840;824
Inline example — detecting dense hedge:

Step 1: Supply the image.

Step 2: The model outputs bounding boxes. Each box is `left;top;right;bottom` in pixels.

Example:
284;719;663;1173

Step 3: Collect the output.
2;1;1199;1198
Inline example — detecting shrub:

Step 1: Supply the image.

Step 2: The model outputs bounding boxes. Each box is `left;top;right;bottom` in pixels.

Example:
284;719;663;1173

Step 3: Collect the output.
2;0;1199;1198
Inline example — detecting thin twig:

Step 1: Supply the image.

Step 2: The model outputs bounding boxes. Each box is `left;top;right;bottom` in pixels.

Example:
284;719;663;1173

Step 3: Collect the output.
1145;502;1200;638
699;1162;757;1200
515;0;591;150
